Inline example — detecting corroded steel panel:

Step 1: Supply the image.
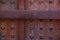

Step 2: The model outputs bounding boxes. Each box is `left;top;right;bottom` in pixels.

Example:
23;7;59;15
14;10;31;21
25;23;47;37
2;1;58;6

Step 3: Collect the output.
0;0;18;10
0;19;60;40
24;0;58;11
0;19;18;40
0;0;59;10
24;19;59;40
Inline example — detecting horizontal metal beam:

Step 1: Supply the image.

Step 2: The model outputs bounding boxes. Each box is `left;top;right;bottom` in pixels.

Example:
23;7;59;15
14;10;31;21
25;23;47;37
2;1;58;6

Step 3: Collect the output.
0;10;60;19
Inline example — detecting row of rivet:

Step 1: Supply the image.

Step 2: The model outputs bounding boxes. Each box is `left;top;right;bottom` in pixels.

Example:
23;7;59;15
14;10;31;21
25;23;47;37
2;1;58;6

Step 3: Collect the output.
0;33;15;39
29;0;60;3
1;0;60;4
0;25;14;30
0;0;15;4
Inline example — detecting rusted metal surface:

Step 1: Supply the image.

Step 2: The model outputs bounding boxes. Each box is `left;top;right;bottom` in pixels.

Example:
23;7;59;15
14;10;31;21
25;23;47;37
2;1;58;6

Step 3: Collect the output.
0;10;60;19
0;0;18;10
0;0;60;19
24;19;59;40
0;19;18;40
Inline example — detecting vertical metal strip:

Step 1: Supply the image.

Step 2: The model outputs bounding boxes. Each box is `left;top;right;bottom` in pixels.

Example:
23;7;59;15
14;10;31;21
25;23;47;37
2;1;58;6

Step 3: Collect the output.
24;19;27;40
